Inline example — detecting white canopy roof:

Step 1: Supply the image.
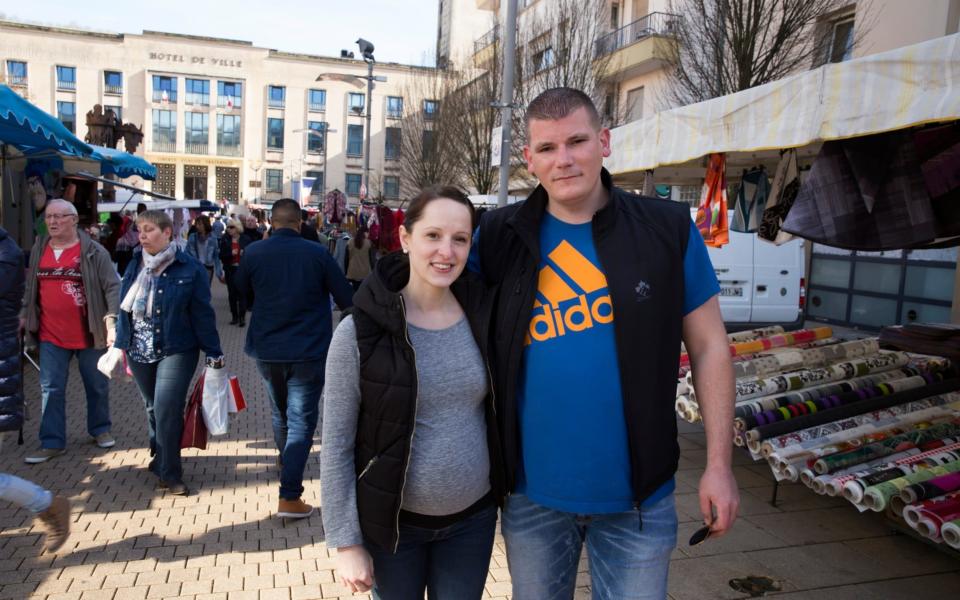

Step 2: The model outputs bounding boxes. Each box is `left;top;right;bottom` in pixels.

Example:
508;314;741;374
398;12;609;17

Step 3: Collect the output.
607;33;960;185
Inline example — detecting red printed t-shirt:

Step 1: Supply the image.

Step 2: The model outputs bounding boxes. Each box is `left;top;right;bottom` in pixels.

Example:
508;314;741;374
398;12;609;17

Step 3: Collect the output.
37;243;94;349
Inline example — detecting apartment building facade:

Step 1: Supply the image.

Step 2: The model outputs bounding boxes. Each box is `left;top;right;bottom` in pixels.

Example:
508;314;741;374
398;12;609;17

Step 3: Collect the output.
0;20;439;205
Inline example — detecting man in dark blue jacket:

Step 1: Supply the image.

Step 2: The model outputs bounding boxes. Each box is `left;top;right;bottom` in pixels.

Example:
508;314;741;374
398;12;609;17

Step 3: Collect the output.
236;199;354;519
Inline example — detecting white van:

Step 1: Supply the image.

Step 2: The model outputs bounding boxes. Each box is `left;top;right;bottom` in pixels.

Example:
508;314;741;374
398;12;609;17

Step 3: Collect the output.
694;210;806;331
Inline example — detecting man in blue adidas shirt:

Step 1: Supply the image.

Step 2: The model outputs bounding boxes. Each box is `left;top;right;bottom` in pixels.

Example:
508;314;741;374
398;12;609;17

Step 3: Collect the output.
471;88;738;599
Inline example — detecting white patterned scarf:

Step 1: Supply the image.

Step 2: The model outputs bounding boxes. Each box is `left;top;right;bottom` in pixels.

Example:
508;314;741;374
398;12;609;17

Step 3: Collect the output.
121;244;178;321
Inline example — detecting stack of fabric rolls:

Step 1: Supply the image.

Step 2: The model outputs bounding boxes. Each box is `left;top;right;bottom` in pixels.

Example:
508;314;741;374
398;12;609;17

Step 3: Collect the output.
676;324;960;550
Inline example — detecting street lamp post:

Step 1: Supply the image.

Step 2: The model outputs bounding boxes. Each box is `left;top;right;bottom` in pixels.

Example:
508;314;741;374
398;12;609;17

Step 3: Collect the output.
357;38;376;201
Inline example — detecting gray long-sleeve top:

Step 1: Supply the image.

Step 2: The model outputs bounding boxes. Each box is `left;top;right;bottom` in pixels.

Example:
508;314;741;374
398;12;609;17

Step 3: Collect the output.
320;315;491;549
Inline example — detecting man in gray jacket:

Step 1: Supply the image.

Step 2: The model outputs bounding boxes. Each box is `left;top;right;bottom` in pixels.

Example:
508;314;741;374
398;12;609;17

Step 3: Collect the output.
20;200;121;463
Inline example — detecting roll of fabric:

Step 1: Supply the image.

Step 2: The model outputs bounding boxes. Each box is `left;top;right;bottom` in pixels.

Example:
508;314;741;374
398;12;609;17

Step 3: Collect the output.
732;338;880;380
738;370;943;431
817;441;960;497
735;352;910;402
902;491;960;540
841;446;960;504
686;337;841;385
746;378;960;445
813;420;960;475
801;447;926;490
941;518;960;549
900;470;960;504
861;459;960;511
680;326;832;368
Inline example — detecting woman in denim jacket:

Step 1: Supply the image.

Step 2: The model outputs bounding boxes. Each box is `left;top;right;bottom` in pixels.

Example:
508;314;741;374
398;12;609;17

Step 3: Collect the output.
114;210;223;496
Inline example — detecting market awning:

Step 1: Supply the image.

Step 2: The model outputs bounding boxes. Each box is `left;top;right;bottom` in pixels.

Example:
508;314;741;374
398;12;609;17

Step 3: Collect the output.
0;83;93;157
89;144;157;180
607;33;960;183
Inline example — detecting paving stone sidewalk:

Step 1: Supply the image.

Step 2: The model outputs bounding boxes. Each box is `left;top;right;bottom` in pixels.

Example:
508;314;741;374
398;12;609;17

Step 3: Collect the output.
1;284;958;599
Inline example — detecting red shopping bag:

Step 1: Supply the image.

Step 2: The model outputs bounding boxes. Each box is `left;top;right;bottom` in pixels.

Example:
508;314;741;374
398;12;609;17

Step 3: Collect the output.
228;375;246;412
180;372;208;450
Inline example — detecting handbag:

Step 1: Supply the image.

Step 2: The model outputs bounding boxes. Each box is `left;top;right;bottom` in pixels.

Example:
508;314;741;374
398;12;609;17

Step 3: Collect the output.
180;372;208;450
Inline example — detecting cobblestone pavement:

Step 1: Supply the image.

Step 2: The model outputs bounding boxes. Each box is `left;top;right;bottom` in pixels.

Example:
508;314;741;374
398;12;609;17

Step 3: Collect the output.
1;283;958;599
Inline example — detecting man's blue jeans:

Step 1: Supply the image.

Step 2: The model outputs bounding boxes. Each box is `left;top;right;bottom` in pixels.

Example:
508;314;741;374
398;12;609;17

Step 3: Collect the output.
503;493;678;600
128;350;199;484
365;503;498;599
255;359;324;500
38;342;111;450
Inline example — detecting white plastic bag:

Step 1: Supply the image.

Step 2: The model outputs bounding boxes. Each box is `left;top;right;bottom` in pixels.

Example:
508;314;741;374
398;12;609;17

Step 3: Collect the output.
96;347;125;379
201;366;230;436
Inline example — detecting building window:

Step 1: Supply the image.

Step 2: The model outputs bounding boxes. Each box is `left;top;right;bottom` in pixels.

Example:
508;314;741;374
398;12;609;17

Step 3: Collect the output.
305;170;324;194
345;173;362;196
384;175;400;199
611;2;620;28
152;75;177;103
307;121;326;153
422;130;435;160
6;61;27;86
308;89;326;112
828;16;855;63
217;114;241;156
268;85;285;109
423;99;439;119
625;86;644;123
387;96;403;119
347;124;364;157
56;66;76;91
385;127;401;160
265;168;283;193
678;185;700;207
57;101;76;133
218;81;242;108
184;164;208;200
152;109;177;152
104;105;122;121
267;117;284;150
532;46;555;73
348;92;365;114
185;112;209;154
185;78;210;106
104;71;123;95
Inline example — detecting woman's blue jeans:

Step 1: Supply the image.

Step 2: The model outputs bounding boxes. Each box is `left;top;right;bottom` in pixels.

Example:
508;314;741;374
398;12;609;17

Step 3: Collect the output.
0;473;52;513
365;504;498;600
128;350;199;484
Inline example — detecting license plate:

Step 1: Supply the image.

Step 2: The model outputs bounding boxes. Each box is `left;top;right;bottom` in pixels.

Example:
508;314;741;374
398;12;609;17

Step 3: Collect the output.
720;286;743;297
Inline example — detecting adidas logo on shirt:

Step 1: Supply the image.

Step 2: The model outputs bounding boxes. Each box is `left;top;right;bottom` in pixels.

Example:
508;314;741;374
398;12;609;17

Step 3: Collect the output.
526;240;614;346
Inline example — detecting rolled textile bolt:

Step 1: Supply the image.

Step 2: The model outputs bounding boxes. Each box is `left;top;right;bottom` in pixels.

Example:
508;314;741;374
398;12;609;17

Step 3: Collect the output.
916;517;941;540
843;480;867;504
823;476;845;496
902;504;923;527
800;469;818;488
942;519;960;549
888;495;907;517
676;381;689;396
781;464;799;482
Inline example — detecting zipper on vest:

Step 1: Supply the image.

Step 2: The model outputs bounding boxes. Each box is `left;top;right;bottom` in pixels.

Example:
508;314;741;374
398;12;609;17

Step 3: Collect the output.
358;456;379;480
394;295;420;554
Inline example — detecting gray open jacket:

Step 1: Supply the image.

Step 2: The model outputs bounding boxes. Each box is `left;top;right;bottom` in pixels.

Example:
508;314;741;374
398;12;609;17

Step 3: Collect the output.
20;231;121;350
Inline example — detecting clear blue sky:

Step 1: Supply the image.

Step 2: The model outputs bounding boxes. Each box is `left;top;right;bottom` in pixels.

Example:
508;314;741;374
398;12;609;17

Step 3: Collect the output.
1;0;440;66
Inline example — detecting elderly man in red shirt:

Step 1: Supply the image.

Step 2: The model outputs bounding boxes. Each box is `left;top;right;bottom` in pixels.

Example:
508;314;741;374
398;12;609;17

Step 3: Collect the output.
20;199;121;464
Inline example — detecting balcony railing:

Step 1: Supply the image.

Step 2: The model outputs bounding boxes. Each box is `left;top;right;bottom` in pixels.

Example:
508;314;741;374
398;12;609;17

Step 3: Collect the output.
473;25;499;54
308;102;326;112
218;144;242;157
594;12;680;58
268;98;285;109
186;93;210;106
152;90;177;103
152;140;177;153
217;96;241;109
186;142;209;155
105;84;123;95
57;80;76;91
387;109;403;119
7;75;27;87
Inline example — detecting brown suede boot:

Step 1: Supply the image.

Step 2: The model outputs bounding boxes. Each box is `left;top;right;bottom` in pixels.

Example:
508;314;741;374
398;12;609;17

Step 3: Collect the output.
37;495;71;552
277;498;314;519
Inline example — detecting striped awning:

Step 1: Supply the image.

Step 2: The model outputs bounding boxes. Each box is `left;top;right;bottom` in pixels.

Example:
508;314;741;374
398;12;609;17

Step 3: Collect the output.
607;33;960;179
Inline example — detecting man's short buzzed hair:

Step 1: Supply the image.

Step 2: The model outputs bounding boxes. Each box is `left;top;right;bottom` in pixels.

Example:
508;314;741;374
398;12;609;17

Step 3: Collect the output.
525;87;602;137
271;198;301;229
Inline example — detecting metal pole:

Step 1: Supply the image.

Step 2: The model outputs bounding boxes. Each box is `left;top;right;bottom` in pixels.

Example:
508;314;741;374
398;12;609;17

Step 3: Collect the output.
321;123;328;197
363;59;374;201
497;0;518;208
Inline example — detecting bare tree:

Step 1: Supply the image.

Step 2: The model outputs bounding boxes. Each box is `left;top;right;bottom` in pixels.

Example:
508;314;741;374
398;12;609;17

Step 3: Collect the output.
663;0;872;106
396;70;464;197
445;65;502;195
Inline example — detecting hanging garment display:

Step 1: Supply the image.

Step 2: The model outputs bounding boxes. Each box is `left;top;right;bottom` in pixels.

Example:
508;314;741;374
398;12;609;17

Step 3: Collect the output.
913;122;960;245
694;153;729;248
731;166;770;233
758;149;801;244
324;189;347;224
781;130;940;250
